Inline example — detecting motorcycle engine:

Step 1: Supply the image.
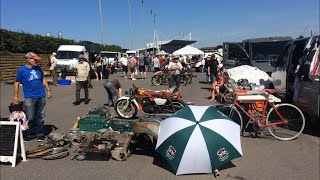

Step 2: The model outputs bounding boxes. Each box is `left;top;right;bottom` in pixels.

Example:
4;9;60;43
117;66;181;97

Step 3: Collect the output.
141;98;157;113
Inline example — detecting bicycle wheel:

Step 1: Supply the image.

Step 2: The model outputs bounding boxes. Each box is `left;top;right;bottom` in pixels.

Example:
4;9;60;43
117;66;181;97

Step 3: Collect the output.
266;103;305;141
219;105;243;132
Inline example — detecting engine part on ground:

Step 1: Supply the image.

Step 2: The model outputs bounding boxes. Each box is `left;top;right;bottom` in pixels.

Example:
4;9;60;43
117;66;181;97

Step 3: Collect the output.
27;147;54;158
41;151;69;160
111;132;134;161
47;133;71;147
132;121;159;139
87;106;111;117
26;143;54;155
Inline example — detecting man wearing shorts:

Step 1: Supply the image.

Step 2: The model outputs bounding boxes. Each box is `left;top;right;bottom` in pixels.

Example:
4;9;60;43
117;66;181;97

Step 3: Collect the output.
138;53;146;79
119;54;128;78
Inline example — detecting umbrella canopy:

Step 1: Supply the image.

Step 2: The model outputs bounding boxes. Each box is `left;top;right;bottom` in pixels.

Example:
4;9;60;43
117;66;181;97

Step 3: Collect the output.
173;45;204;55
155;105;243;175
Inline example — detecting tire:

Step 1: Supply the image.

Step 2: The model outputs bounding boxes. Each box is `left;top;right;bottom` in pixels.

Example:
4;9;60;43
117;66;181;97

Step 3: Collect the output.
180;76;188;86
187;74;192;84
151;75;163;86
115;99;138;119
219;105;243;132
266;103;305;141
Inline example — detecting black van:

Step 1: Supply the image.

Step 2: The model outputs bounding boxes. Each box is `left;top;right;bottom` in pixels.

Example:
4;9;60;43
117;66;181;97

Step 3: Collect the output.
270;36;320;123
223;36;292;75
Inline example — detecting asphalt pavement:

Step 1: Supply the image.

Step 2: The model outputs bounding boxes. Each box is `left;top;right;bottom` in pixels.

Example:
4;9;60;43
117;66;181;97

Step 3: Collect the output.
0;71;319;180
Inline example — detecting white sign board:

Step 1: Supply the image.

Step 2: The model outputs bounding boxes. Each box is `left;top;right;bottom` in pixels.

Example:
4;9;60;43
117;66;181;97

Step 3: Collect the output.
0;121;26;167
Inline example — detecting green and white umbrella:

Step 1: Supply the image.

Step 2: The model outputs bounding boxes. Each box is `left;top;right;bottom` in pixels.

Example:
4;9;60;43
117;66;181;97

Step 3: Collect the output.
155;105;243;175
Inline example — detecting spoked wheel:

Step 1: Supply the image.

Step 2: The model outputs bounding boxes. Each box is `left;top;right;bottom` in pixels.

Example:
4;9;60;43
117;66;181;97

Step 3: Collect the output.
219;105;243;133
266;103;305;141
180;76;188;86
115;99;138;119
151;76;163;86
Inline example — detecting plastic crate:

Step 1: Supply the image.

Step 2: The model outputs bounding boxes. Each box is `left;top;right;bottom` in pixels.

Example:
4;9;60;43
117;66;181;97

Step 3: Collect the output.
58;79;71;86
78;116;109;131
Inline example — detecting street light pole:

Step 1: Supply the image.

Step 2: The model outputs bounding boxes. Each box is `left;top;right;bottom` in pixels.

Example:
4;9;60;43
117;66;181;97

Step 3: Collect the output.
128;0;133;49
98;0;105;46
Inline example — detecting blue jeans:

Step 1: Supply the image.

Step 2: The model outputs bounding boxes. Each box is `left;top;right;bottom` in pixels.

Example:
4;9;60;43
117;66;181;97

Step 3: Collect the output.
103;81;118;106
24;97;46;137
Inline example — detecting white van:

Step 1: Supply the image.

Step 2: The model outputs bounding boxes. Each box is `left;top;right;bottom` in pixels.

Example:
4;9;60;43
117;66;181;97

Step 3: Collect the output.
56;45;86;74
126;50;138;57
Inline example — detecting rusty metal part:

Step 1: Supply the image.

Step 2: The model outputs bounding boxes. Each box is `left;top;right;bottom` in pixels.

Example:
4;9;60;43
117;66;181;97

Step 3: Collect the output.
27;147;54;158
111;132;134;161
41;151;69;160
132;121;159;139
26;143;54;154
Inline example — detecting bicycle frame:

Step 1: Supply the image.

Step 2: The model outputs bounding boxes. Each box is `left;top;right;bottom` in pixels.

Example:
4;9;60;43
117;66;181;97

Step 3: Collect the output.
231;98;288;128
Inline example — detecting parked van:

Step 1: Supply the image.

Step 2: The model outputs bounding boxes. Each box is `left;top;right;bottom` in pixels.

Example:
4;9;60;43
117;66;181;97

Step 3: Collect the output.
270;35;320;123
56;45;86;75
223;36;292;75
126;50;138;57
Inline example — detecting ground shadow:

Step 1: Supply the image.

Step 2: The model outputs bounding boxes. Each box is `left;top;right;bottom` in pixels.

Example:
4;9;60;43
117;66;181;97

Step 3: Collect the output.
152;152;175;174
198;81;208;84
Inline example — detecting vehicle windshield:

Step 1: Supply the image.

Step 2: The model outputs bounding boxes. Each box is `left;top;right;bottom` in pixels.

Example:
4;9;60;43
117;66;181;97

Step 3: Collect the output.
57;51;81;60
101;53;117;58
251;41;288;61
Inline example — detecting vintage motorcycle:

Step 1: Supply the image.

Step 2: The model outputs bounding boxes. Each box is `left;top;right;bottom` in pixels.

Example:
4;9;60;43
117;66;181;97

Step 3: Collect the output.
151;68;191;86
115;85;187;119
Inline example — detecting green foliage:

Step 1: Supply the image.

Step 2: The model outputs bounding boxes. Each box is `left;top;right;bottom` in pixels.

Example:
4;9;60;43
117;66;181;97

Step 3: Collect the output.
0;29;123;53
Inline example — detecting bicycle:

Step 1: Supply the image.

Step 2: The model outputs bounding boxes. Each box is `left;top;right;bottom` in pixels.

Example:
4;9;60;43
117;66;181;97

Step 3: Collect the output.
218;89;305;141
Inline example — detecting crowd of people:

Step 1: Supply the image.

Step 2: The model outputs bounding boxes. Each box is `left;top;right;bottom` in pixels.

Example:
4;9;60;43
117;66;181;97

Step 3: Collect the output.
12;51;222;141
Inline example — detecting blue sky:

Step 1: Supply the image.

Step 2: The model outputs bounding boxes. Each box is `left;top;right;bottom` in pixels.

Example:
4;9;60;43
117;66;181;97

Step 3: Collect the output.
1;0;319;49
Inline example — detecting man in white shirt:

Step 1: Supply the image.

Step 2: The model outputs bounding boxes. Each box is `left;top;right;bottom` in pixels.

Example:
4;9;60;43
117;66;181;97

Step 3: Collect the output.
168;56;183;89
49;52;58;86
119;55;128;78
153;55;160;72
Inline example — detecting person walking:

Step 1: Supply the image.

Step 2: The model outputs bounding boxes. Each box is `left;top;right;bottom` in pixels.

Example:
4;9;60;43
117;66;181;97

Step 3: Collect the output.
13;52;52;141
128;56;137;80
153;55;160;72
103;79;122;107
168;56;183;90
94;54;103;80
73;56;90;105
146;54;152;72
49;52;58;86
138;53;146;79
119;54;129;78
208;54;219;101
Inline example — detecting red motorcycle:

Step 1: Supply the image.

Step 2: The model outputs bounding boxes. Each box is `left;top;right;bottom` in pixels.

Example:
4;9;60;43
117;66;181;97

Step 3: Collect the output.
151;68;190;86
115;85;187;119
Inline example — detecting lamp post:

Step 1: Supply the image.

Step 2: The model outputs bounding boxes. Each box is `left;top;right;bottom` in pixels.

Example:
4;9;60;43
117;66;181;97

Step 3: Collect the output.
98;0;105;46
128;0;133;49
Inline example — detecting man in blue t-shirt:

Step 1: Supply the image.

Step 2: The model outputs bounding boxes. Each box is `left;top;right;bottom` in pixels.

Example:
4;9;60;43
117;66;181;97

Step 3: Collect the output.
13;52;52;141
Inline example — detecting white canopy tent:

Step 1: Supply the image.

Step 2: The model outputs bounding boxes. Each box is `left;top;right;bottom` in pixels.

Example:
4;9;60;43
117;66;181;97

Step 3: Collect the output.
157;50;168;55
173;45;204;55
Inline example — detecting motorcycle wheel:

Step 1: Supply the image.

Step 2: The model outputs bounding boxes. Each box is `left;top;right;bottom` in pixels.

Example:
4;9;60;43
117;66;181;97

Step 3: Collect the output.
187;74;192;84
180;76;188;86
115;99;138;119
151;75;163;86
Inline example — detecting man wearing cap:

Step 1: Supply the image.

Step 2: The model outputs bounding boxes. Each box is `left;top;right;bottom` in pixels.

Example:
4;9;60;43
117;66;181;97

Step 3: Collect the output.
49;52;58;86
73;56;90;105
13;52;52;141
168;56;183;90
